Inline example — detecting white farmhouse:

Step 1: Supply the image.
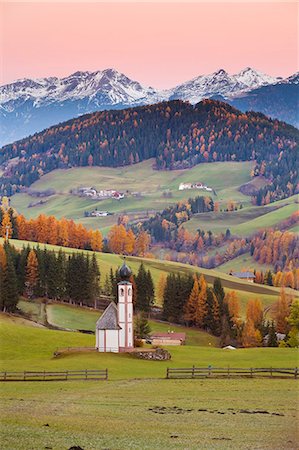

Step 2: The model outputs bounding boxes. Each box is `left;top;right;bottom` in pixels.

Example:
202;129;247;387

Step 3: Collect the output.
179;182;193;190
96;260;134;353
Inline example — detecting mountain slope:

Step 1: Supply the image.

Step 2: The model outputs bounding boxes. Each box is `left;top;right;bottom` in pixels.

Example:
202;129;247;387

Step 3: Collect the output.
168;67;280;104
1;67;296;146
228;73;299;128
1;99;298;203
0;69;162;146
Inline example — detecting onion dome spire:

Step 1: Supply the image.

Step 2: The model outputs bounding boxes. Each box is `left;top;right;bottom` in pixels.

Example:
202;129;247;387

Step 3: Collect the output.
118;257;132;281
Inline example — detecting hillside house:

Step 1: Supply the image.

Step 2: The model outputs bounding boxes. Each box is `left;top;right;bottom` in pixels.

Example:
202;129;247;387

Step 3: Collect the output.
150;332;186;346
230;271;255;282
179;182;193;190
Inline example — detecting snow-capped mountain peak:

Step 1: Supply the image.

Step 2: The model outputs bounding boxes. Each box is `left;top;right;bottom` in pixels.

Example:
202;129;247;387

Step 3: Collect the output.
234;67;281;90
0;67;297;147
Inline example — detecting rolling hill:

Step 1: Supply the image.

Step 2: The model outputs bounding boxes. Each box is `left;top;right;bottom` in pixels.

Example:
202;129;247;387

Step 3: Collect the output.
1;100;298;205
10;159;254;233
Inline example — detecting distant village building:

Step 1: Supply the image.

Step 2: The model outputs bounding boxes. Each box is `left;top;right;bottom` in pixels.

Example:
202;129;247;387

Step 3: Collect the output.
229;271;256;282
150;332;186;346
77;187;124;200
96;260;133;353
179;182;212;192
179;183;193;191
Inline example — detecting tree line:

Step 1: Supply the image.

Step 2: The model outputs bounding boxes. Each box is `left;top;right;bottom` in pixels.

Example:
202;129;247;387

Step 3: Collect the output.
1;99;298;203
160;272;298;347
0;242;100;312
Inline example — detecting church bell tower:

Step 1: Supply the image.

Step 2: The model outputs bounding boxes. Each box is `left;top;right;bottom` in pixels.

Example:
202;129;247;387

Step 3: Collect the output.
118;259;134;352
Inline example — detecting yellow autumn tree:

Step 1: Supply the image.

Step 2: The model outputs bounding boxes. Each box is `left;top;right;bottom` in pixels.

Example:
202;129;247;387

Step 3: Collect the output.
25;250;39;297
90;230;103;252
1;212;12;240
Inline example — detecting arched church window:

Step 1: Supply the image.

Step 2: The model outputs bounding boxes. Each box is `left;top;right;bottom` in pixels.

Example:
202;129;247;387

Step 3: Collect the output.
120;288;124;296
128;288;132;296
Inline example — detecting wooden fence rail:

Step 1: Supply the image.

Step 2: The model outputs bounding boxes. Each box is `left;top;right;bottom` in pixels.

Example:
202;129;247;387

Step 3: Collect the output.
0;369;108;382
166;367;298;379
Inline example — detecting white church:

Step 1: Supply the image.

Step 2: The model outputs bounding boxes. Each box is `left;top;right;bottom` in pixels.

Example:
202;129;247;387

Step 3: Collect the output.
95;260;134;353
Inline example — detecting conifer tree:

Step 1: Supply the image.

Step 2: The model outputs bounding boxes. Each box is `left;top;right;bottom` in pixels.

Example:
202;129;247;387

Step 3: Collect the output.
157;273;167;304
184;276;199;325
88;253;100;308
196;274;208;328
276;289;291;333
16;246;30;294
3;254;19;312
134;312;151;339
0;245;7;311
129;274;137;308
25;250;39;298
242;319;262;348
162;273;178;321
213;277;225;315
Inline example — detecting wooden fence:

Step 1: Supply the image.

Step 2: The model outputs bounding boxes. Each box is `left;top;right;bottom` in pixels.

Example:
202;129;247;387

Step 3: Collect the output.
166;367;298;379
0;369;108;382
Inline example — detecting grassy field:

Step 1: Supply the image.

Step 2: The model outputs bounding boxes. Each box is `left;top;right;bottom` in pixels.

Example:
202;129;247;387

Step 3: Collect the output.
0;313;298;449
1;313;297;376
44;302;218;346
218;252;273;274
185;195;298;236
1;377;297;450
10;160;253;231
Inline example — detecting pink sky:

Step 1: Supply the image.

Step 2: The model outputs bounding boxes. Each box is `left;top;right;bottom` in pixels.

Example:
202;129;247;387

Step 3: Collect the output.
1;2;298;88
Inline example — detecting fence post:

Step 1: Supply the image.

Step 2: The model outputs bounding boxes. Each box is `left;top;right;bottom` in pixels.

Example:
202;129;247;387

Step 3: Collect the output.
295;367;298;379
227;367;230;378
24;371;26;381
85;369;88;380
66;370;68;381
166;368;169;379
192;365;195;379
105;368;108;380
4;372;6;381
250;368;253;378
270;367;273;378
43;370;46;381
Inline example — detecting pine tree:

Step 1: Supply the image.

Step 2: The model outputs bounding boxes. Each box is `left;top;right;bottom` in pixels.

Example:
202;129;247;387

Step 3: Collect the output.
88;253;100;308
134;312;151;339
0;246;19;312
135;264;154;313
276;289;291;333
184;276;199;325
196;274;208;328
246;298;263;329
157;273;167;304
1;212;12;240
25;250;39;298
213;277;225;315
163;274;176;321
16;246;30;294
0;245;7;311
242;319;258;347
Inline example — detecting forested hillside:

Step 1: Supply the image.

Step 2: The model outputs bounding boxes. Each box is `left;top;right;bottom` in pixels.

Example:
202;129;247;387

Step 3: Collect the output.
1;100;298;202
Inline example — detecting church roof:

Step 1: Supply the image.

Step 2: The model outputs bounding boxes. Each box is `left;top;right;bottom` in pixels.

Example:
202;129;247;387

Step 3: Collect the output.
118;258;132;281
96;302;121;330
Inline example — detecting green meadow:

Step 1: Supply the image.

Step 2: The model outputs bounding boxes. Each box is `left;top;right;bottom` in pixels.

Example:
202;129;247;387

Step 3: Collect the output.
185;195;298;236
0;313;298;449
10;160;253;233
